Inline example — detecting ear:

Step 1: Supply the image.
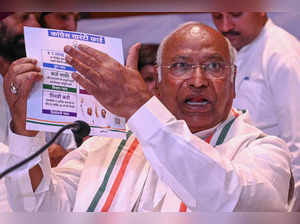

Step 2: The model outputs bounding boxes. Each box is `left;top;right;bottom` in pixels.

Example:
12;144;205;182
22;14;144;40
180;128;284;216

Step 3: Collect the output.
153;65;161;97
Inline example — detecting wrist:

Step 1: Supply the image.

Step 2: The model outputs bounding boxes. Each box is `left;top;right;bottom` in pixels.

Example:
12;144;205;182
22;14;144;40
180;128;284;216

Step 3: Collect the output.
126;92;152;121
11;119;38;137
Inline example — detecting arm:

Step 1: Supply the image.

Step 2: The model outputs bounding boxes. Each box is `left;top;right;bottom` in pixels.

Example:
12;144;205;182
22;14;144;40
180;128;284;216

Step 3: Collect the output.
127;97;291;211
63;44;291;211
2;58;81;211
4;129;86;211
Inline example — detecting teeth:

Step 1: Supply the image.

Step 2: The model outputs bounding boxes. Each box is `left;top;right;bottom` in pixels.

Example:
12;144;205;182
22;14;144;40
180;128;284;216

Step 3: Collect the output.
186;101;208;106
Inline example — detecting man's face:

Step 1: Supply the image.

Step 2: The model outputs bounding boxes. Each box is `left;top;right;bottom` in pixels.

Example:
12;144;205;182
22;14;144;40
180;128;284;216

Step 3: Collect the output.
158;24;235;133
140;65;157;94
211;12;266;51
43;12;79;31
0;13;40;62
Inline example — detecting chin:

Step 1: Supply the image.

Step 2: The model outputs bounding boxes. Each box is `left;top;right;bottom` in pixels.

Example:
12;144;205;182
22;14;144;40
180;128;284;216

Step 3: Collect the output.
186;119;214;133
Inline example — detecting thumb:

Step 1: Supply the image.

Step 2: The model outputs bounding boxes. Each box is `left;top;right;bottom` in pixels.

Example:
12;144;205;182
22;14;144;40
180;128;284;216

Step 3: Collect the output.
126;42;141;70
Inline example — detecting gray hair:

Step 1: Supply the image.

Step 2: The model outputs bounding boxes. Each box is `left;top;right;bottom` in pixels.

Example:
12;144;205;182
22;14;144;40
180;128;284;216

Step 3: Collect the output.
156;21;236;82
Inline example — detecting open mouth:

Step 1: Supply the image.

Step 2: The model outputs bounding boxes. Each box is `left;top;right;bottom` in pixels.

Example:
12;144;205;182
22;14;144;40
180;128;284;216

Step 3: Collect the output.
185;99;209;106
184;97;211;107
183;97;212;113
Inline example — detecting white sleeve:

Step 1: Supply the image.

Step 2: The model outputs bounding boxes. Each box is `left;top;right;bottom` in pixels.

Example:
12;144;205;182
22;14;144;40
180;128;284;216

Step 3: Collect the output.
45;132;77;150
4;128;85;211
127;96;291;211
267;55;300;211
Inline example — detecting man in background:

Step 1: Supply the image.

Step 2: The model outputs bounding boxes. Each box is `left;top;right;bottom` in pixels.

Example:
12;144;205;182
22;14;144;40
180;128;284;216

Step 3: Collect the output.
0;13;77;166
39;12;79;31
0;12;41;212
212;12;300;211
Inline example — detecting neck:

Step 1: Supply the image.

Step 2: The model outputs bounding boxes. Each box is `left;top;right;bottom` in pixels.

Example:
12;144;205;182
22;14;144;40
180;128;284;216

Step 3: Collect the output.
0;56;11;77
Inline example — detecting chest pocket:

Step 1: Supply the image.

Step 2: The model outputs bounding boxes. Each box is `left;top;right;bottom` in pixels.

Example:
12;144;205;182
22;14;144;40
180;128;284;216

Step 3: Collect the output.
234;71;277;131
234;72;267;115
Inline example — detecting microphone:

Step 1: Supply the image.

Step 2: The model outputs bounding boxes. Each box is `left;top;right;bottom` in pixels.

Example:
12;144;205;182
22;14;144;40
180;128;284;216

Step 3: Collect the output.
71;120;90;147
0;120;90;179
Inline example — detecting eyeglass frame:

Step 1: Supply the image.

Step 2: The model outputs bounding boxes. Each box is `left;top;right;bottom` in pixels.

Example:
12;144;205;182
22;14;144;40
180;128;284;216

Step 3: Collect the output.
157;62;236;80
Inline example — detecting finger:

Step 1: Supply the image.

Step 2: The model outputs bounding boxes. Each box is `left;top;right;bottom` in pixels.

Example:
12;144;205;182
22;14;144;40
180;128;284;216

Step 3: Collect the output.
10;63;41;76
126;42;141;70
77;44;110;62
15;72;43;89
5;72;42;103
64;45;99;69
11;57;38;66
72;72;100;97
65;55;99;84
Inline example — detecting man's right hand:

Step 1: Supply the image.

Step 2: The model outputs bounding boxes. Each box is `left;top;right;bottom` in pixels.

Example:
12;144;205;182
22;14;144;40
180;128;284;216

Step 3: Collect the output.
4;57;43;136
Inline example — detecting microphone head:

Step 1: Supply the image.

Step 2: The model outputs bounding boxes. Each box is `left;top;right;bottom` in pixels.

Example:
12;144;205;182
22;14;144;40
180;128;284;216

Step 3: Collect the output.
71;120;91;138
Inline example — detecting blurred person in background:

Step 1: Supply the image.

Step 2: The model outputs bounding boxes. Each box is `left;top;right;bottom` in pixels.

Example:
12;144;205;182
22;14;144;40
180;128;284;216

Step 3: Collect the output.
212;12;300;211
0;13;77;167
39;12;80;31
138;43;159;94
0;12;40;212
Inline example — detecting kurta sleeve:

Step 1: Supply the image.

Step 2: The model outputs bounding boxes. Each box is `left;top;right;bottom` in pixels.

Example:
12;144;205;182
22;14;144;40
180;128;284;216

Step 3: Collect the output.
128;96;291;211
4;128;86;211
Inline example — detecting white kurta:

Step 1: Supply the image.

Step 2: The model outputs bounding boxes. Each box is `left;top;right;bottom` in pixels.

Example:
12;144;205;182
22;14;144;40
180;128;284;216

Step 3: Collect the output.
233;19;300;211
2;96;292;212
0;145;11;212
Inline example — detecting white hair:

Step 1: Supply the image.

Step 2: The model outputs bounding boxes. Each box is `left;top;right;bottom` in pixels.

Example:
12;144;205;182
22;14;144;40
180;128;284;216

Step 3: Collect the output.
156;21;237;82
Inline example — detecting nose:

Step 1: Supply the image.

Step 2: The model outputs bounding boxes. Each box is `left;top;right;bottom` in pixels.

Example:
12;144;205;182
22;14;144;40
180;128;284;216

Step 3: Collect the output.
65;18;77;31
220;15;234;33
23;13;40;27
187;66;209;89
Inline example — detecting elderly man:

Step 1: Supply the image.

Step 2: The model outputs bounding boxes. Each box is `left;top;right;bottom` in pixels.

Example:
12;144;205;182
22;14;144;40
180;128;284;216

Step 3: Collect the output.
211;12;300;211
3;22;291;211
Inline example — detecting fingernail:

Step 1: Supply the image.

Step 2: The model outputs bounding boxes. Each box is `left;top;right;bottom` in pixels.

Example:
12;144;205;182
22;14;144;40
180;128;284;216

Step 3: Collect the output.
78;44;87;50
65;55;72;63
64;45;72;53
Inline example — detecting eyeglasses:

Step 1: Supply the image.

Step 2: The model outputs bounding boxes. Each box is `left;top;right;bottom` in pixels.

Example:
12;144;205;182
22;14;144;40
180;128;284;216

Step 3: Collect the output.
159;61;235;80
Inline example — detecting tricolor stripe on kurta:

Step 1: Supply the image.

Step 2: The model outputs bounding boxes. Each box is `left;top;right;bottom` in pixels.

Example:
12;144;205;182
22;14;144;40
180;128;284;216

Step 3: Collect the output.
87;110;242;212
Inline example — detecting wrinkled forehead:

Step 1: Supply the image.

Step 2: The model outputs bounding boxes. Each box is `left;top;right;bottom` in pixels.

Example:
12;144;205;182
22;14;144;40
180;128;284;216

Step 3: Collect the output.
163;24;230;62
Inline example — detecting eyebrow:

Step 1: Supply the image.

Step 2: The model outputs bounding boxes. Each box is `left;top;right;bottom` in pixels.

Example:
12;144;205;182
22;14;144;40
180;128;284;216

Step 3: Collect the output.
203;55;225;61
171;56;191;61
170;54;226;62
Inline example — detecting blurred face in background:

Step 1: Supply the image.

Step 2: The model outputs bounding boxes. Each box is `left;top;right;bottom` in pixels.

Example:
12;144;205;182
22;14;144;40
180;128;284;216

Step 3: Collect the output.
140;64;157;93
138;43;159;95
211;12;267;51
41;12;79;31
0;12;40;62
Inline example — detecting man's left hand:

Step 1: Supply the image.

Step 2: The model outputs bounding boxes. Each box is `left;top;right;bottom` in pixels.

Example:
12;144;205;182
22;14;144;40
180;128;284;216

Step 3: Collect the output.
64;43;152;121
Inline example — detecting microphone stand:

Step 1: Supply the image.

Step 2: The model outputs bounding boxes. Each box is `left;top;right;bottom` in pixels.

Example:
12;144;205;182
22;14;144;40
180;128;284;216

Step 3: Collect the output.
0;121;89;179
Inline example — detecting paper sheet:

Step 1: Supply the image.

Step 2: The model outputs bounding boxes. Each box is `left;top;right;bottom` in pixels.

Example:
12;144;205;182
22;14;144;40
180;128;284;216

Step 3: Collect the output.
24;26;126;138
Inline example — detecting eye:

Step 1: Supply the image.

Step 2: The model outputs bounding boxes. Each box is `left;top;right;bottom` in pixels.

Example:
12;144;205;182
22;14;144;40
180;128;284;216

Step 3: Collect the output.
212;13;223;20
144;77;154;83
205;62;223;72
170;62;189;70
21;13;30;22
230;12;243;18
59;14;69;21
